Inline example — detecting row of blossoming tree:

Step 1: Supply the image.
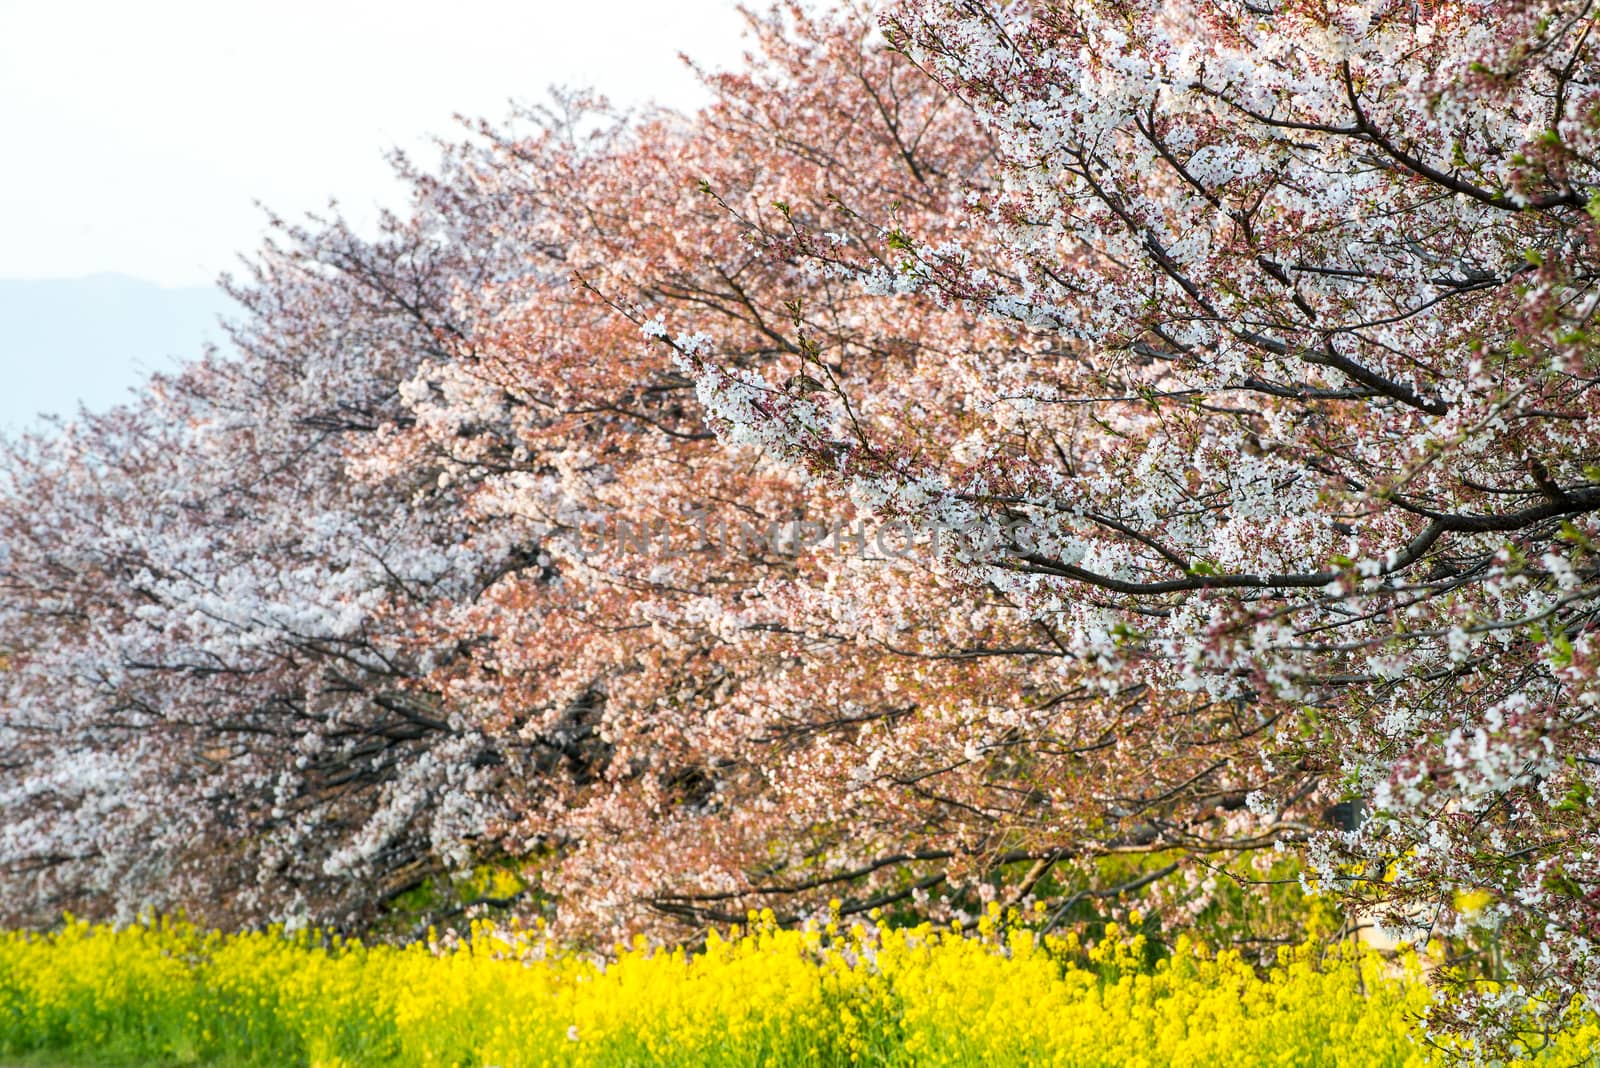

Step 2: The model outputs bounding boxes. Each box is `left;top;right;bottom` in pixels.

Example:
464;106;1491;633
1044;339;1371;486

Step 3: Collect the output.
2;0;1596;1051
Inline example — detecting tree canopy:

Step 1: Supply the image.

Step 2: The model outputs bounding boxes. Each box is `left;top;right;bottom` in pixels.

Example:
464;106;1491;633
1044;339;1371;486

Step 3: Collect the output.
2;0;1597;1050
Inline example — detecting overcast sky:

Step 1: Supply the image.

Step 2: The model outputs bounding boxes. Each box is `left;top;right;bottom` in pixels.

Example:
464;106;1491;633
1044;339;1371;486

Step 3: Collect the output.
0;0;751;429
0;0;750;287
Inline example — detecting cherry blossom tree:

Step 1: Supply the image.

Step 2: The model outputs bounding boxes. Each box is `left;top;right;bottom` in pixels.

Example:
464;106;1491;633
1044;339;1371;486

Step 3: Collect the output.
2;4;1314;951
0;207;540;926
662;0;1600;1048
367;3;1343;948
18;0;1595;1050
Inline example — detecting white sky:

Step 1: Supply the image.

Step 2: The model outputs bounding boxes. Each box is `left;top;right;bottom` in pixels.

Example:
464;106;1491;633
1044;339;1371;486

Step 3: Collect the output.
0;0;751;287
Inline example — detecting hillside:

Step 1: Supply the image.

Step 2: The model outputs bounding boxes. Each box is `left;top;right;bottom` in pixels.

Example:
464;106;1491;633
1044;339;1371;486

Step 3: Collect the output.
0;274;232;432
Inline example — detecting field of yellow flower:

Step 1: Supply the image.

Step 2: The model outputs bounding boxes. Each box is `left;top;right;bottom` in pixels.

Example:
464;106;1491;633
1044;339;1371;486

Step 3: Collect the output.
1;908;1594;1067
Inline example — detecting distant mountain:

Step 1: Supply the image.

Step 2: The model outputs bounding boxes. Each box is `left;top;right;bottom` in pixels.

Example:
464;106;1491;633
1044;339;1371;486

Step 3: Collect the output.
0;274;235;434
